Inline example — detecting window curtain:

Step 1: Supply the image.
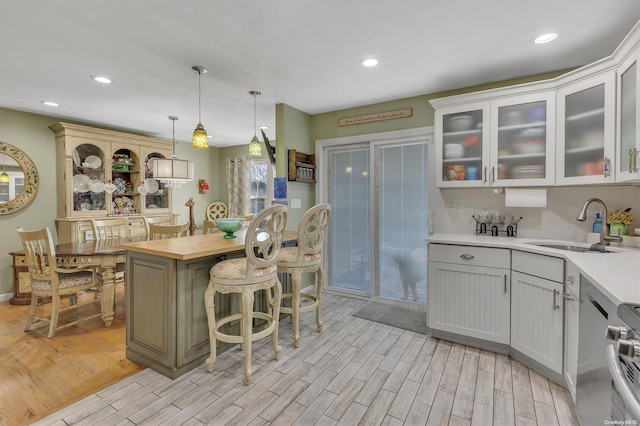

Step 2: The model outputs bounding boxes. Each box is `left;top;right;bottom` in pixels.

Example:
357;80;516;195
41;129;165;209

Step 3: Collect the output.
226;156;251;217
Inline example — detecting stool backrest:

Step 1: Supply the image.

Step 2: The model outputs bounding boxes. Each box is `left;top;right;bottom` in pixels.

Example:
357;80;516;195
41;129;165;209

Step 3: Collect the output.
245;205;287;280
91;217;129;240
148;223;189;239
297;203;331;259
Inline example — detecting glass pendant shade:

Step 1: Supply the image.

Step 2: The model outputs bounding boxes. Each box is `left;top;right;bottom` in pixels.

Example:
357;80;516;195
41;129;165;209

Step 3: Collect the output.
249;135;262;156
192;65;209;149
0;172;9;183
248;90;262;156
192;123;209;148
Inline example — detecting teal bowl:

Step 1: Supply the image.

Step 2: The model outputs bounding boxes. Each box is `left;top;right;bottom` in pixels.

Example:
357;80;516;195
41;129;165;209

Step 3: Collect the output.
215;219;243;239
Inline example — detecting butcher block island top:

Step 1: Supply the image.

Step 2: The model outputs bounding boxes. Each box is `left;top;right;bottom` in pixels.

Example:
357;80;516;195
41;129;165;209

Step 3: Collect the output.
120;230;298;260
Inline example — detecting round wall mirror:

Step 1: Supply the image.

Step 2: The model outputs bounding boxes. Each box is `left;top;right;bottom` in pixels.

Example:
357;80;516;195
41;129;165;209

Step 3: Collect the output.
0;142;39;214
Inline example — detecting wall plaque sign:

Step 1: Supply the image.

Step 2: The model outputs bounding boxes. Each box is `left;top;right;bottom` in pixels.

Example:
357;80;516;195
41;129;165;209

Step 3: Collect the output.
338;108;412;126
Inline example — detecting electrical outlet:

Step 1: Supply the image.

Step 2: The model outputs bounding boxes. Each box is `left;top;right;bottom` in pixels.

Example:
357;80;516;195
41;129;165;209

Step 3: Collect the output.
444;199;456;210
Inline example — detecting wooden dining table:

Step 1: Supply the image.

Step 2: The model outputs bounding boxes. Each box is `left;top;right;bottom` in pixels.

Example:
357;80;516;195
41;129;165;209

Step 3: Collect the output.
53;236;148;327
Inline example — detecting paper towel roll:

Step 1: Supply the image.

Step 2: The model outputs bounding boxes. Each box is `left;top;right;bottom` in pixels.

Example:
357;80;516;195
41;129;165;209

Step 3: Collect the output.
504;188;547;207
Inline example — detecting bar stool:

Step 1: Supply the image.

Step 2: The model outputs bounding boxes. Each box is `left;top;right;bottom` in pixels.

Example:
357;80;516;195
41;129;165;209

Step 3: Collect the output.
277;203;331;348
204;205;288;385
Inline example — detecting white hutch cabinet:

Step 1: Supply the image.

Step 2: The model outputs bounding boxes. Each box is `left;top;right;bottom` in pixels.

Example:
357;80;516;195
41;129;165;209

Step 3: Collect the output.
52;122;176;243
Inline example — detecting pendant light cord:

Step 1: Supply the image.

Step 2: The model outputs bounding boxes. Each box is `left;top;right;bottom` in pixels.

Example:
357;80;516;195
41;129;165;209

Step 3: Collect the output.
253;93;257;137
198;71;202;123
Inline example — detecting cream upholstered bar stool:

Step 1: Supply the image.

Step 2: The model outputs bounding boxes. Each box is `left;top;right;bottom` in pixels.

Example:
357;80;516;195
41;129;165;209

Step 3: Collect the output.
277;203;331;348
204;204;288;385
17;227;102;338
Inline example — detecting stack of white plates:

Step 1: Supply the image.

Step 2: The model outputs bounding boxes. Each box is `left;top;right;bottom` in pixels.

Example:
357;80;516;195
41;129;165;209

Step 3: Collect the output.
444;143;464;159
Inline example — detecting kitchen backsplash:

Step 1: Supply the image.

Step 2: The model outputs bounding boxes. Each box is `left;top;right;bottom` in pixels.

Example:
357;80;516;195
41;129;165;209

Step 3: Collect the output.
436;185;640;243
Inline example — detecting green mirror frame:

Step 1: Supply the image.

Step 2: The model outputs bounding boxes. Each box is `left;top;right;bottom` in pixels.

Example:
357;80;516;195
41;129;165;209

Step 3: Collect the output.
0;141;39;214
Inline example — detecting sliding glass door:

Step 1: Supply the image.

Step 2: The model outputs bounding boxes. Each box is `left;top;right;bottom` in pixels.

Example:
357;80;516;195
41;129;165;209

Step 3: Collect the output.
326;139;428;305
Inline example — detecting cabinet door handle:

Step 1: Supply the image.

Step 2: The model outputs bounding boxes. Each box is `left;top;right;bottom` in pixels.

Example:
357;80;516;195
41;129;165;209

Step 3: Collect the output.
603;157;611;178
491;166;495;183
563;292;575;302
483;166;487;183
460;254;475;261
630;149;635;173
553;289;560;310
504;274;508;294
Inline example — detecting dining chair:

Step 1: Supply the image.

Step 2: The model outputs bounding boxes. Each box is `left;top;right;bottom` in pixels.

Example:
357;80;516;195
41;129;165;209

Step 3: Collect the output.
90;217;129;240
17;227;102;338
205;201;228;221
90;217;129;285
148;223;189;240
276;203;331;348
204;204;288;385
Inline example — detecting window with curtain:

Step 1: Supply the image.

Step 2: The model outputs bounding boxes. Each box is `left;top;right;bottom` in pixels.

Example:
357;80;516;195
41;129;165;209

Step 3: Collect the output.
250;158;273;214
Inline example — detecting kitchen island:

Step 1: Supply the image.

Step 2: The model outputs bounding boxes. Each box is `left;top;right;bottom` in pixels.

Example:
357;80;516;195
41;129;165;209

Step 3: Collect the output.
120;230;297;379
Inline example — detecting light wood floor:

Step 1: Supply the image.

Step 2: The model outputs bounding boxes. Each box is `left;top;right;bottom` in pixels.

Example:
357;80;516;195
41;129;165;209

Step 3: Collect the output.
0;287;144;426
28;292;578;426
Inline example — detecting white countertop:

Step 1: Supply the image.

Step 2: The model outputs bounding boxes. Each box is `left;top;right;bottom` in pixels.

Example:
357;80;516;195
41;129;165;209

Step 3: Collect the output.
427;233;640;306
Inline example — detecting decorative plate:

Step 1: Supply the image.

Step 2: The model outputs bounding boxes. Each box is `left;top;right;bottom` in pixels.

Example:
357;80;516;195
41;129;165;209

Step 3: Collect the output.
113;176;127;193
84;155;102;169
137;185;148;195
72;174;91;193
73;149;81;167
90;179;105;193
144;178;159;194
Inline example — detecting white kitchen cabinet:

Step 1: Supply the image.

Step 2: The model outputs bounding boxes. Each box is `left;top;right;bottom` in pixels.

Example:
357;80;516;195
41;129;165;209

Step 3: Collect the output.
563;263;580;403
511;250;565;374
434;92;555;188
555;72;617;185
428;244;511;344
616;51;640;182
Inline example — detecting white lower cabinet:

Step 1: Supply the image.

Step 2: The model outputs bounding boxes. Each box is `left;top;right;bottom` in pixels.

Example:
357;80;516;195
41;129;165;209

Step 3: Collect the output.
428;244;511;344
511;251;565;374
563;263;580;402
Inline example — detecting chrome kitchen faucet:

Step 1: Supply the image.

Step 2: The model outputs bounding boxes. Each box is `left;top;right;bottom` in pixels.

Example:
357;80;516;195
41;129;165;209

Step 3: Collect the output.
577;198;624;248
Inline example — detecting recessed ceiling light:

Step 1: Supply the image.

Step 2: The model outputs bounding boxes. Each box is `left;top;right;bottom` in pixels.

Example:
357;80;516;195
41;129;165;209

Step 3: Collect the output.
90;75;113;84
533;33;558;44
361;58;379;68
41;101;59;107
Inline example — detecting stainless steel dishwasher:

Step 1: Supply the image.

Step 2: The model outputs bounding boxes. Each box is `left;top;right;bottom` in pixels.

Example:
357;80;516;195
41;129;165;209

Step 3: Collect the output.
576;276;619;425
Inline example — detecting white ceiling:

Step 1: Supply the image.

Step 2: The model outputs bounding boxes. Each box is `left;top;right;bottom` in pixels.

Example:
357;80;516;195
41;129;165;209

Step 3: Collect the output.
1;1;639;147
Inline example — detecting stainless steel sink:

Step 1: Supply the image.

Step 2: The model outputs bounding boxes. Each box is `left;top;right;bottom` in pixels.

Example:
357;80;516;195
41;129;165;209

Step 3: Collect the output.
524;242;615;253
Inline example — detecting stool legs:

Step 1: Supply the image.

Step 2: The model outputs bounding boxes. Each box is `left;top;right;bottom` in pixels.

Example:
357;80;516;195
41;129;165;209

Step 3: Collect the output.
241;288;255;385
290;269;302;348
272;279;283;360
316;266;324;332
204;285;217;372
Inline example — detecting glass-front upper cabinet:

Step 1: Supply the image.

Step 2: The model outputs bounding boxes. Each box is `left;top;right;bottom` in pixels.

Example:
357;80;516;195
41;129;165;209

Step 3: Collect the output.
617;54;640;182
110;148;141;215
71;143;107;216
490;93;555;186
556;72;616;185
143;153;170;211
435;102;489;187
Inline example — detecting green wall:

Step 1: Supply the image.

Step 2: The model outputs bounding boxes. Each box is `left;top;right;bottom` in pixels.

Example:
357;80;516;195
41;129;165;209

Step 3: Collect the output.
0;107;219;297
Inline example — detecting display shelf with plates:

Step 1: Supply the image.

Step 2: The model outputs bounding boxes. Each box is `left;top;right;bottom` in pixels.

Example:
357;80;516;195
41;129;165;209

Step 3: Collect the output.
143;153;170;210
52;122;176;243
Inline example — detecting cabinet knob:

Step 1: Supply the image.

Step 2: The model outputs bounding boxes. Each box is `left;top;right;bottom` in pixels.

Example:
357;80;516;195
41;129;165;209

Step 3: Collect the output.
460;254;475;261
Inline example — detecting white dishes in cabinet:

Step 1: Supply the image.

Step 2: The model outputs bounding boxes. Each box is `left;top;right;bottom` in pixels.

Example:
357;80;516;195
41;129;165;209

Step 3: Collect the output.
72;174;91;193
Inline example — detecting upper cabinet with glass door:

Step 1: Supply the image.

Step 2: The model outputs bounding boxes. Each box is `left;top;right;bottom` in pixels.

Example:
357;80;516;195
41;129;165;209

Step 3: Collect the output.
434;93;554;187
616;52;640;182
490;93;555;186
555;72;616;185
435;102;489;187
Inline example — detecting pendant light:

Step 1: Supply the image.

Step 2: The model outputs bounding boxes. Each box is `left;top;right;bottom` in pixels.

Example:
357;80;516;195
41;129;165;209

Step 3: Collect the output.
191;65;209;148
0;154;9;183
150;116;195;188
248;90;262;156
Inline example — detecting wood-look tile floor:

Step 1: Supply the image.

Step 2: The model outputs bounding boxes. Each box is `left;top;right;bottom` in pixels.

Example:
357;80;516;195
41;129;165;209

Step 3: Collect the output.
33;293;579;426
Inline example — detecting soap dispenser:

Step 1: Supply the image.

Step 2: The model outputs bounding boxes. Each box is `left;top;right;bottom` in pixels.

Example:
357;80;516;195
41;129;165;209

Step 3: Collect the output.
592;210;603;233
